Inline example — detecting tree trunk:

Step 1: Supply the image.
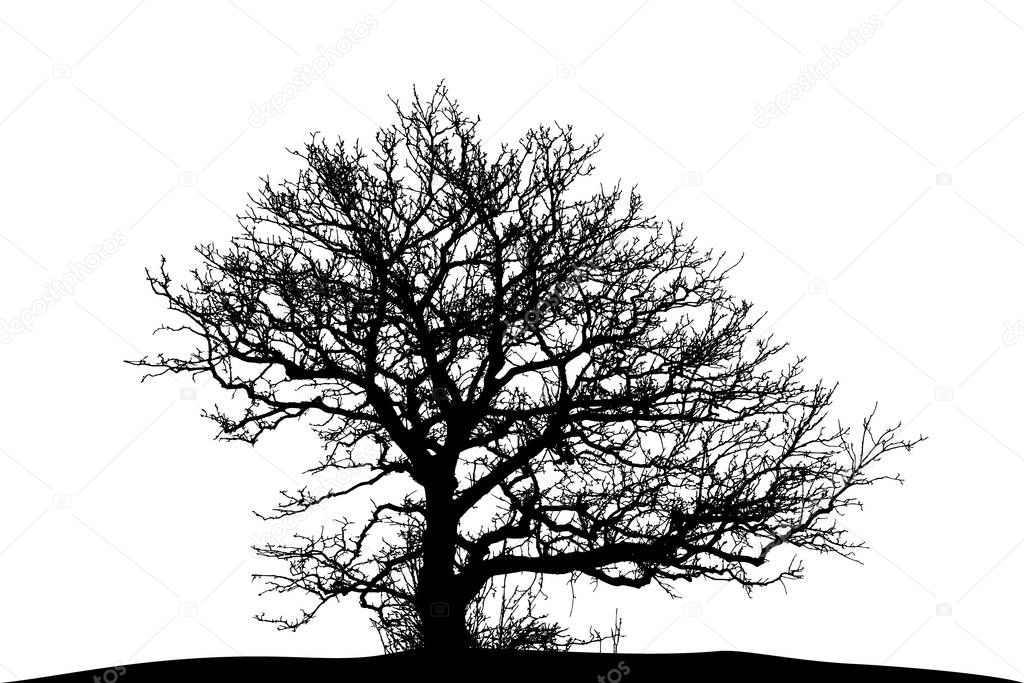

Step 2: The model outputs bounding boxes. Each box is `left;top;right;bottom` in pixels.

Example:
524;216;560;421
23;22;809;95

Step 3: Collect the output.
416;588;471;651
417;475;473;651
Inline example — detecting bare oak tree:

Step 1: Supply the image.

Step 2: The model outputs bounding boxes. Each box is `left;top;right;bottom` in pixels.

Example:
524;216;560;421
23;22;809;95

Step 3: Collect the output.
131;84;921;651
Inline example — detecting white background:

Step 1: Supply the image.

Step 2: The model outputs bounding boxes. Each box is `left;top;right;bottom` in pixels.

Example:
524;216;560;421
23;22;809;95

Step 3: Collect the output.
2;1;1023;680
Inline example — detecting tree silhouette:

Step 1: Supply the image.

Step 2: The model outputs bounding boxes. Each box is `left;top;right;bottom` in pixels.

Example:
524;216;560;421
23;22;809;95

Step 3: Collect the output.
131;84;921;652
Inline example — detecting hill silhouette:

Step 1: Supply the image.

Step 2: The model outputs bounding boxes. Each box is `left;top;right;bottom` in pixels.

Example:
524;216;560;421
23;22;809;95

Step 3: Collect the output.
18;651;1017;683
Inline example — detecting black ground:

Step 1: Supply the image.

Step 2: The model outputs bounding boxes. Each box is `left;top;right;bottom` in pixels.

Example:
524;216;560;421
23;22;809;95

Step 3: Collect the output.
18;651;1017;683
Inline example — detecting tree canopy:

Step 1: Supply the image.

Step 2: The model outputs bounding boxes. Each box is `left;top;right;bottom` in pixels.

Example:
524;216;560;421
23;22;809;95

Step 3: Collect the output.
132;84;920;651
